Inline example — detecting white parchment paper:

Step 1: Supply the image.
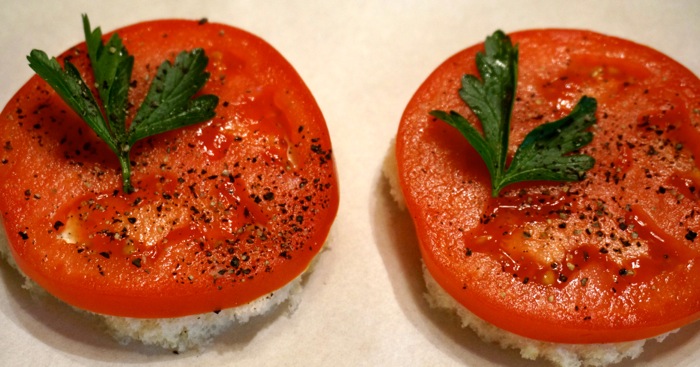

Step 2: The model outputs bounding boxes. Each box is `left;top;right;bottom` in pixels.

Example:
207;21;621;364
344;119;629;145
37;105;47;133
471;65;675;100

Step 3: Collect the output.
1;1;699;366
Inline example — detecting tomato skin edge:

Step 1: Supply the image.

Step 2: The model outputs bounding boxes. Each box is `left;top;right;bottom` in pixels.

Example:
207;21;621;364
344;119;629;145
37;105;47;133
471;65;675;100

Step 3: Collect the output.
0;19;339;318
396;29;700;344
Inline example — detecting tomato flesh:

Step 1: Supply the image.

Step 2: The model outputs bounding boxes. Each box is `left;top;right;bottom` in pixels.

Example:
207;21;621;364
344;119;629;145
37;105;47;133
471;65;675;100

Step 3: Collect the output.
396;29;700;343
0;20;338;318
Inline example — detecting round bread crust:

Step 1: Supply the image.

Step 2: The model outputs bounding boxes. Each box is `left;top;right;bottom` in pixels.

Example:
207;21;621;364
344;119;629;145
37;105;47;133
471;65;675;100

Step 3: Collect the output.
422;262;672;367
0;225;325;351
0;19;339;318
383;142;674;367
395;29;700;343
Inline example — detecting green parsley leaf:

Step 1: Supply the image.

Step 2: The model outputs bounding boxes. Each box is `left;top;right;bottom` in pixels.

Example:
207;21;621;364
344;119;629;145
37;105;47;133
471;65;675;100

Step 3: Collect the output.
27;15;218;193
430;30;596;197
26;49;119;153
82;14;133;142
129;48;218;143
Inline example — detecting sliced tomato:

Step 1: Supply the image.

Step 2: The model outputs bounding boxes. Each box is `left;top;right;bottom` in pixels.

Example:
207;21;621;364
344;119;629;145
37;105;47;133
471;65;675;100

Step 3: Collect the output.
0;19;338;318
396;29;700;343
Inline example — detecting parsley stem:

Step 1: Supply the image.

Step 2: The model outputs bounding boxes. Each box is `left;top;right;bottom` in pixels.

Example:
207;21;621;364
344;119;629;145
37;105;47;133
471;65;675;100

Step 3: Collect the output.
27;15;218;195
430;30;596;197
117;149;134;194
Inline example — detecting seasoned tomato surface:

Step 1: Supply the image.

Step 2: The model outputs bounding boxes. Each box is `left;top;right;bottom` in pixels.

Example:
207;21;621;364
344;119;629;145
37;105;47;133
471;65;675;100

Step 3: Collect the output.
0;20;338;318
396;29;700;343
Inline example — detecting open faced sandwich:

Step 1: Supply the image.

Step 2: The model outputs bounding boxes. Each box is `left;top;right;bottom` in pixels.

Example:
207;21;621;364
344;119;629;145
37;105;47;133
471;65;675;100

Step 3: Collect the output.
0;16;338;351
386;29;700;366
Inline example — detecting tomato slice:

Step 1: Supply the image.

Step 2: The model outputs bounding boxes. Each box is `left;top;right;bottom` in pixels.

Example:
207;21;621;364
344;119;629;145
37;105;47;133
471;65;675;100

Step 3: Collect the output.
396;29;700;344
0;19;338;318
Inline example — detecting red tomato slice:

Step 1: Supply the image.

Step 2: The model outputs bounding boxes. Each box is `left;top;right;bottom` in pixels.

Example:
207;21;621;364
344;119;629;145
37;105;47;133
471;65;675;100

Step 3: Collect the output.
396;29;700;344
0;19;338;318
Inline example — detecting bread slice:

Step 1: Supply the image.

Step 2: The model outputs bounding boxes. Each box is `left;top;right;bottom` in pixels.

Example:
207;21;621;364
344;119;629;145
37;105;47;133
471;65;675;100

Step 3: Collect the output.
102;277;303;351
0;221;322;352
382;139;674;367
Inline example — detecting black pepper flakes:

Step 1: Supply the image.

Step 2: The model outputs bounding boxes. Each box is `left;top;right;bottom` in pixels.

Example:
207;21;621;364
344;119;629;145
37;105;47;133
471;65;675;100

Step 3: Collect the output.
686;230;697;242
132;258;142;268
18;231;29;240
188;183;199;198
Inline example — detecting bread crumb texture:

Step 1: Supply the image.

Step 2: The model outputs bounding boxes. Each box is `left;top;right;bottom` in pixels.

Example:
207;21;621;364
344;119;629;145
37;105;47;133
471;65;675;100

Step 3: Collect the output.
0;224;307;352
422;263;673;367
103;277;302;351
382;144;675;366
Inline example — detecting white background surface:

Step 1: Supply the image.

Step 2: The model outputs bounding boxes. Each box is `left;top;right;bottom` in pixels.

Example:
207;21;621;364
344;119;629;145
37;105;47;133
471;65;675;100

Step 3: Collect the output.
1;1;699;366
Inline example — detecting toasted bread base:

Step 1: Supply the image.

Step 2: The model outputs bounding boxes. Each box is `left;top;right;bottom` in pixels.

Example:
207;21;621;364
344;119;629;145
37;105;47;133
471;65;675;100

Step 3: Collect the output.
422;262;673;367
101;277;302;351
0;223;323;352
383;140;674;366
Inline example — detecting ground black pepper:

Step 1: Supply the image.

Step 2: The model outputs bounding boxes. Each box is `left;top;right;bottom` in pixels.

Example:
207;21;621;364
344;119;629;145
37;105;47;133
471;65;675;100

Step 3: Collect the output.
686;230;697;241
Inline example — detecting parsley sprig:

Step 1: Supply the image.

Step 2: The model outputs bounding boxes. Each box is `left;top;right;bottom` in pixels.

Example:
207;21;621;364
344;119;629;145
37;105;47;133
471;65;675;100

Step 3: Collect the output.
27;15;219;193
430;30;596;197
